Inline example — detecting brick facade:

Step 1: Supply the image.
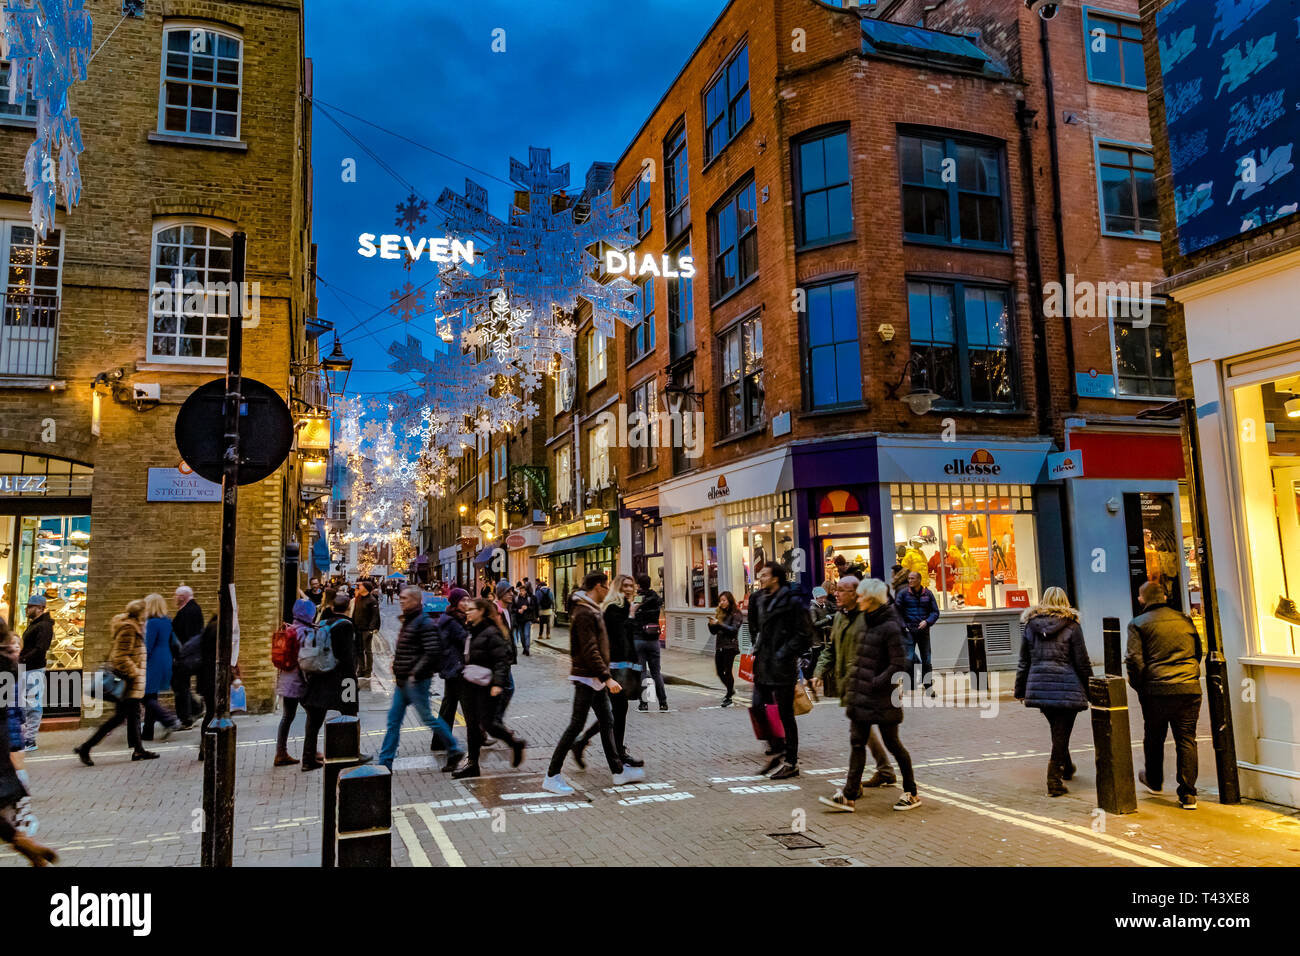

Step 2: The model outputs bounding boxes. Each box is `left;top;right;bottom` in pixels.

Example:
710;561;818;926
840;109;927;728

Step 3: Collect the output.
0;0;314;715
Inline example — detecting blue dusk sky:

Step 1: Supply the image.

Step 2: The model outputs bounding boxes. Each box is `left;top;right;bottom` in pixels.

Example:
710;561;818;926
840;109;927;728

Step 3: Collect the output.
306;0;729;411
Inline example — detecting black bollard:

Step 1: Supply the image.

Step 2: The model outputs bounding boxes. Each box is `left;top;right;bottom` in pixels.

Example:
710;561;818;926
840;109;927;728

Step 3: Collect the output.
1102;617;1123;676
322;715;363;868
1088;676;1137;814
966;623;987;695
201;717;237;867
336;764;391;867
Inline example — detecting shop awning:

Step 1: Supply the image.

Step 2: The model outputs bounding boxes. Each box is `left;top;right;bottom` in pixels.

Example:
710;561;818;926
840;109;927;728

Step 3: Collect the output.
415;554;430;565
534;530;611;557
472;546;497;567
312;537;330;572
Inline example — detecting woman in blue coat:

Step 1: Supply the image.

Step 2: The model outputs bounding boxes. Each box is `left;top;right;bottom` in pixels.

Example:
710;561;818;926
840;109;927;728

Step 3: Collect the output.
1014;587;1093;797
141;593;182;741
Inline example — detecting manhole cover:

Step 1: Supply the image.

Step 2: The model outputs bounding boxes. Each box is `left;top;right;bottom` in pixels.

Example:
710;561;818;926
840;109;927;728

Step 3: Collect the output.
768;832;824;849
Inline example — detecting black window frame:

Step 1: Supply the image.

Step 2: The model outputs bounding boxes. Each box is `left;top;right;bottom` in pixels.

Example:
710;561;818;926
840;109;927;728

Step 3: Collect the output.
1110;299;1174;398
906;277;1018;411
669;359;698;476
667;237;695;363
899;129;1009;251
1095;141;1159;239
718;312;764;437
664;119;690;242
624;176;653;240
629;275;656;362
703;41;751;165
802;275;863;411
708;174;758;304
629;377;658;473
1083;8;1147;91
793;125;854;249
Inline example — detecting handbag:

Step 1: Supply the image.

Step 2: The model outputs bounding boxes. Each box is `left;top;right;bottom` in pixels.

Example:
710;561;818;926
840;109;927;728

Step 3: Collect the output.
92;666;126;704
463;664;493;686
610;661;643;699
793;678;814;716
737;653;755;683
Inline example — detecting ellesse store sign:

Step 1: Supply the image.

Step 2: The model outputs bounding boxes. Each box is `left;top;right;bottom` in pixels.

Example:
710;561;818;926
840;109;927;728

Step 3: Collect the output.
944;449;1002;478
707;475;731;501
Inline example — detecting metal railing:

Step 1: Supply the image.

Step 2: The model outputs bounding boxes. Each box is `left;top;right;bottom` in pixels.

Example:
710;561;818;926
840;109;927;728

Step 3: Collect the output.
0;292;59;378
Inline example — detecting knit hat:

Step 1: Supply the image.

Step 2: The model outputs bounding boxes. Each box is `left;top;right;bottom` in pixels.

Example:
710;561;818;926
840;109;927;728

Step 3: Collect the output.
812;586;828;599
494;580;513;599
26;592;46;607
448;587;469;606
292;598;317;624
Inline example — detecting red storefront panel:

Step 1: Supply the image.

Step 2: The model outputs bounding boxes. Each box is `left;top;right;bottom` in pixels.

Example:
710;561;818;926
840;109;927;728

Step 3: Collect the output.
1067;432;1186;481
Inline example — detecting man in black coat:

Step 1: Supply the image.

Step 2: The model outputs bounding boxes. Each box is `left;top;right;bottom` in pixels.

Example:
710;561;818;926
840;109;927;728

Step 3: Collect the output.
378;587;464;772
1126;580;1203;809
820;578;920;813
170;586;205;728
632;574;666;711
352;582;380;679
18;593;53;750
748;561;812;780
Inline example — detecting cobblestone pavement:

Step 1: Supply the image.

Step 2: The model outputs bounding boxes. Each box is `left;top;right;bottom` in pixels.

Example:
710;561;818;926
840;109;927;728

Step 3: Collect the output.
5;600;1300;867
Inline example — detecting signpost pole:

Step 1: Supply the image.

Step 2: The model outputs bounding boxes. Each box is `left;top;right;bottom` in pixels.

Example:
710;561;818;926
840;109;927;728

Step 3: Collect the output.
202;231;246;867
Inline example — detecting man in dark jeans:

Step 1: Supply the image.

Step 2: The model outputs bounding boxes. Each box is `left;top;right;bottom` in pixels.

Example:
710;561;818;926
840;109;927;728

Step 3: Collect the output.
895;571;940;691
632;574;666;711
170;586;205;728
1126;580;1203;810
749;561;812;780
352;582;380;679
543;572;645;795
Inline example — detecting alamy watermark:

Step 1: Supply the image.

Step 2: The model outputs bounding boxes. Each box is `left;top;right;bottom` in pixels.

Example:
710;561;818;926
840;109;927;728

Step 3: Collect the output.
1042;275;1155;327
890;670;1001;718
591;402;705;459
1;664;104;717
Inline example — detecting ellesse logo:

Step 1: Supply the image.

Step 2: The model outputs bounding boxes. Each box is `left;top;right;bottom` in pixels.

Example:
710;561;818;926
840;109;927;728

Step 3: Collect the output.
707;475;731;500
944;449;1002;477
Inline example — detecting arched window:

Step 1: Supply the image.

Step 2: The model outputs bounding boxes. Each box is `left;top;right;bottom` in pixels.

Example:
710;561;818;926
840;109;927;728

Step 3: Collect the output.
159;23;243;140
148;221;234;363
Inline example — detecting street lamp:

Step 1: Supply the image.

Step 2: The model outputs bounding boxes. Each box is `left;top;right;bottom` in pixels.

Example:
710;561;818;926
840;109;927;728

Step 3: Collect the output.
321;336;353;398
885;354;941;416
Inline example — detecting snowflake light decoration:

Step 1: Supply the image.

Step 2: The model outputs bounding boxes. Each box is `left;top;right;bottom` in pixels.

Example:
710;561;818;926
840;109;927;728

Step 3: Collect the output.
389;282;426;323
394;192;428;232
0;0;93;238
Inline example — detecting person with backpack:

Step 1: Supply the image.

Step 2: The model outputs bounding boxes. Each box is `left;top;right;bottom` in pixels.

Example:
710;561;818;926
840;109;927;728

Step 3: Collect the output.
536;581;554;640
298;595;363;769
511;583;538;657
271;600;314;768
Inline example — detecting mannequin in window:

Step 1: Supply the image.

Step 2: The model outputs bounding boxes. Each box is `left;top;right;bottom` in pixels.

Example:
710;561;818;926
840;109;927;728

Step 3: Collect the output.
949;533;983;607
901;537;928;587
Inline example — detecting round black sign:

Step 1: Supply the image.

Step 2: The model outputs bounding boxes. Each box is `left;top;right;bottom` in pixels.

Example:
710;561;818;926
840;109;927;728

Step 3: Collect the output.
175;378;294;486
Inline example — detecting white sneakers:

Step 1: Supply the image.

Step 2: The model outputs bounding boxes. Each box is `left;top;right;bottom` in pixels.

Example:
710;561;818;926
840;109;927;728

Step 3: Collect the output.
542;773;576;795
611;766;645;786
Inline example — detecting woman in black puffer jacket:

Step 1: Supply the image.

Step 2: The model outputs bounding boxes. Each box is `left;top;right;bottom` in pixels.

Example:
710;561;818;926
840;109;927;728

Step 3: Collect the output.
452;597;526;779
1014;587;1093;796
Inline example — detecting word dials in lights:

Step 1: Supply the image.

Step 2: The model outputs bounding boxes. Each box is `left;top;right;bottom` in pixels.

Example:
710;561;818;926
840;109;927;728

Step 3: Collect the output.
604;250;695;280
357;233;476;264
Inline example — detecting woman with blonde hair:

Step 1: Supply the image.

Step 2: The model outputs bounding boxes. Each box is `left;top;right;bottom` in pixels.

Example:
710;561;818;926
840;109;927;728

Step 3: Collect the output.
75;599;156;765
140;593;183;742
1013;586;1092;796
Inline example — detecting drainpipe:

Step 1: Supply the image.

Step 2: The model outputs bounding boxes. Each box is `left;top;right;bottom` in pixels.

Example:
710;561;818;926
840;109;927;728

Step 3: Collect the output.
1039;15;1077;410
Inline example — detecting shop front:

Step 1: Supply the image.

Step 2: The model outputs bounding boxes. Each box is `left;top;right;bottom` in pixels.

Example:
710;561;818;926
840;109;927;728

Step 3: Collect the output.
504;525;542;584
1060;427;1195;660
533;509;616;625
438;544;458;587
620;489;663;600
0;454;93;717
659;447;796;653
1175;246;1300;808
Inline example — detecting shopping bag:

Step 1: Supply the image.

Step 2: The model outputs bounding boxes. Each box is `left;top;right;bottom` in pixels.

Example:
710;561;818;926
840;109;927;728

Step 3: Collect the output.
748;702;769;740
230;679;247;714
610;662;643;700
737;653;755;683
765;703;785;739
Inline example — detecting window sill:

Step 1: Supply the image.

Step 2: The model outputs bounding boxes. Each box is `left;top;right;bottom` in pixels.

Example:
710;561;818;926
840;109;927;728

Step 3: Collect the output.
903;236;1012;255
1086;76;1148;93
929;405;1031;417
798;403;868;419
1100;228;1161;243
626;464;659;481
795;235;857;255
713;424;765;449
0;115;37;129
627;350;657;375
1238;656;1300;671
0;377;65;390
136;361;225;374
148;131;249;152
710;272;759;310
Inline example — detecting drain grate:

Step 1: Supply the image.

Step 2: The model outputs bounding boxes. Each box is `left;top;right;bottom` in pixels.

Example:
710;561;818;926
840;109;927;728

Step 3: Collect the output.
815;856;859;867
768;831;824;850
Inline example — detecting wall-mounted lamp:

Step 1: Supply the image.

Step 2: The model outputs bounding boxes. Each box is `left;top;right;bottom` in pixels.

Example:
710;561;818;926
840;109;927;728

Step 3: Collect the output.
885;354;941;416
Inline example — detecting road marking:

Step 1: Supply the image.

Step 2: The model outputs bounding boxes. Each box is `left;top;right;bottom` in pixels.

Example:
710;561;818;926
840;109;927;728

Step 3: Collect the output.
730;783;800;794
520;801;590;814
392;808;431;867
710;775;767;783
603;781;677;793
920;784;1204;867
410;801;466;867
499;791;565;801
618;791;694;806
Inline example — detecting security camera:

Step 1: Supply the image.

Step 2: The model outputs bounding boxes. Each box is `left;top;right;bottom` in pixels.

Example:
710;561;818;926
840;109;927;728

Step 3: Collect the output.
1024;0;1060;19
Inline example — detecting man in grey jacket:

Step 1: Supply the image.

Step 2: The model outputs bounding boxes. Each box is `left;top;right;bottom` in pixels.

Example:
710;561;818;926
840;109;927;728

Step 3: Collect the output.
1125;580;1203;809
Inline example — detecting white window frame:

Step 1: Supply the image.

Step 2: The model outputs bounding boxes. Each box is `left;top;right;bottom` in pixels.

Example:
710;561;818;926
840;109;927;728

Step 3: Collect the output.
0;59;37;125
586;327;607;388
158;21;244;142
147;218;235;366
588;423;610;491
554;445;572;505
1107;296;1174;401
0;218;64;378
555;365;575;415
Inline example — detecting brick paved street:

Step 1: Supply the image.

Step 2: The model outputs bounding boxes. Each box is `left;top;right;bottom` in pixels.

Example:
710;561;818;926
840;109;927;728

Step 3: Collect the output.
4;600;1299;868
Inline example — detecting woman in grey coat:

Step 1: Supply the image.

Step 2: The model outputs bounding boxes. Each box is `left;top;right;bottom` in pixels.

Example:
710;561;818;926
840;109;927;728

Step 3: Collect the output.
1014;587;1093;796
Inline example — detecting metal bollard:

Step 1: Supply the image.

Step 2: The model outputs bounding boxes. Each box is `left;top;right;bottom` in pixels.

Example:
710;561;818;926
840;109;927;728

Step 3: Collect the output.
321;715;364;868
1088;676;1137;814
336;764;391;867
201;717;237;868
966;623;987;694
1102;617;1123;676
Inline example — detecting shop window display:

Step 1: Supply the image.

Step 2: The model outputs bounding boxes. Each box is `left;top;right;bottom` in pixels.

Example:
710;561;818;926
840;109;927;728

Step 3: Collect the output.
13;515;89;671
728;518;796;596
890;483;1037;612
815;514;871;584
1231;375;1300;657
